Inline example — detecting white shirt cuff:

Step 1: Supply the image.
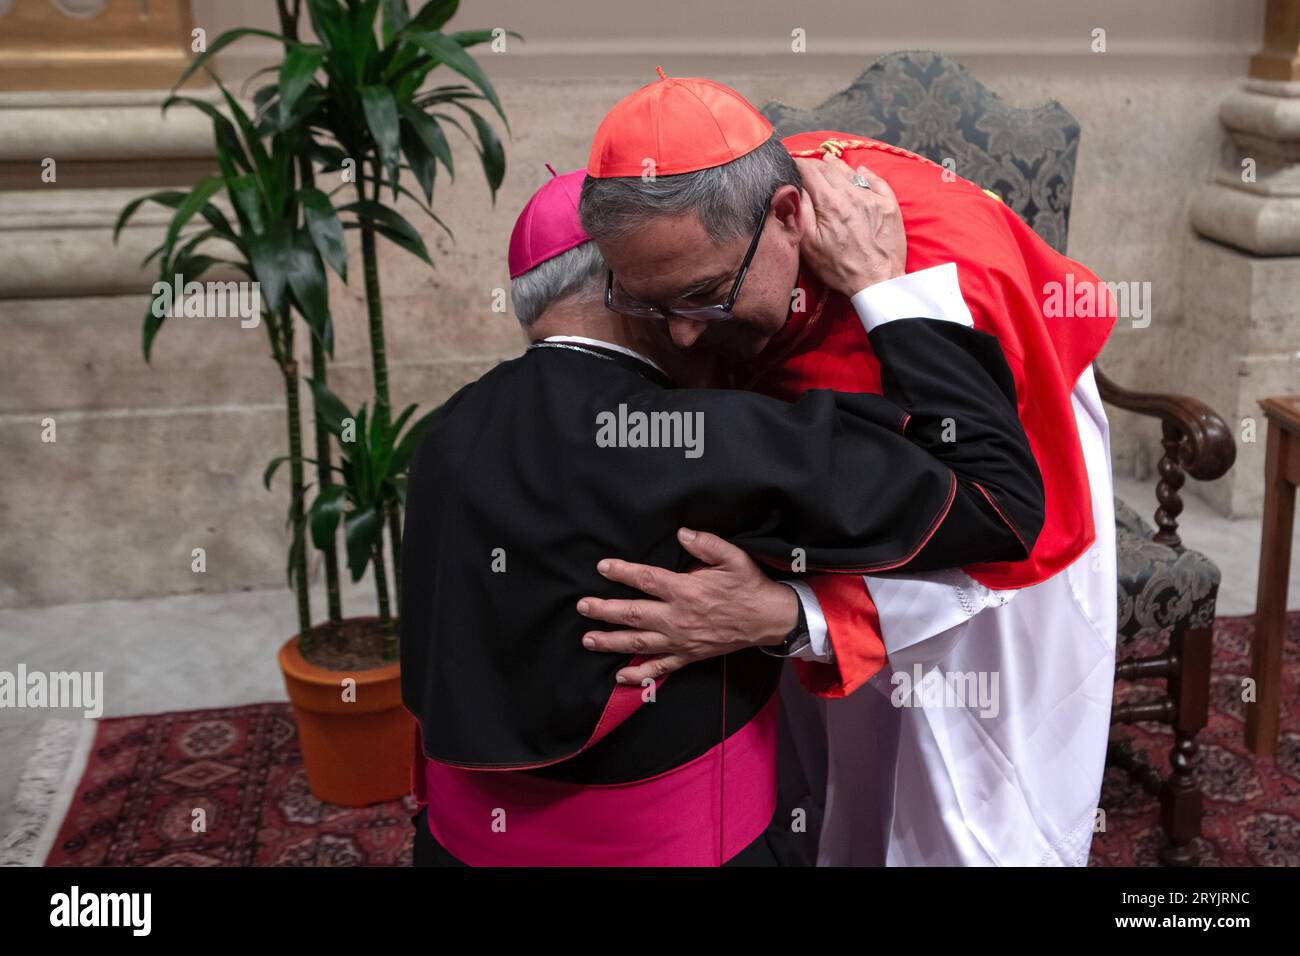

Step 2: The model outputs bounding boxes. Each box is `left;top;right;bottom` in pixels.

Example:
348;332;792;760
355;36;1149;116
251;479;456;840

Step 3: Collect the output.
861;568;1018;696
782;579;833;662
849;262;974;332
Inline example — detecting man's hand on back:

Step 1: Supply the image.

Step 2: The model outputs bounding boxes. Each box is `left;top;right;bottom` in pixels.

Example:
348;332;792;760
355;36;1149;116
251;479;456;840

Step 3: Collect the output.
577;528;797;686
796;152;906;297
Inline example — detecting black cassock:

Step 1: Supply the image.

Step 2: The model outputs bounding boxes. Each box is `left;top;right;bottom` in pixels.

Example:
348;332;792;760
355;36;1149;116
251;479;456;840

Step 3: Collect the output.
400;318;1044;866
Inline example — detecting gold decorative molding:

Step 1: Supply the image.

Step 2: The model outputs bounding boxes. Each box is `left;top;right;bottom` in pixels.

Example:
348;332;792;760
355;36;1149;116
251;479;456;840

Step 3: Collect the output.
1250;0;1300;82
0;0;201;91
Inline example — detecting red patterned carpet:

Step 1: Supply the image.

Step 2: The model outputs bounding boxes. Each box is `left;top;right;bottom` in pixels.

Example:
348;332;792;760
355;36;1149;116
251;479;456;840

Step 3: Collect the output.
1089;611;1300;867
40;613;1300;867
44;703;416;866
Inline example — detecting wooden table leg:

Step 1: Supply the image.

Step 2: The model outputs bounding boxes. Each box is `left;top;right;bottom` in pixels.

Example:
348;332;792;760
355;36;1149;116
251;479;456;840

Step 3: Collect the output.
1246;418;1295;755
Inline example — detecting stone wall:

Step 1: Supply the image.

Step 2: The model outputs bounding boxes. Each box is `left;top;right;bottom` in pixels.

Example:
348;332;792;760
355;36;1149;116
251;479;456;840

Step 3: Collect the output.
0;0;1275;607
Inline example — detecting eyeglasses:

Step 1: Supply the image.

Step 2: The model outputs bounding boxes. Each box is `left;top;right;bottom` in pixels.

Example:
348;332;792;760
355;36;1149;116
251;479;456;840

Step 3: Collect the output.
605;200;770;323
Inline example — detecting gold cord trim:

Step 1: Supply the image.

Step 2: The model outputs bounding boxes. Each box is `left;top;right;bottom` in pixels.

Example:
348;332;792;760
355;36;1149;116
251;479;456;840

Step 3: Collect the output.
788;136;1004;203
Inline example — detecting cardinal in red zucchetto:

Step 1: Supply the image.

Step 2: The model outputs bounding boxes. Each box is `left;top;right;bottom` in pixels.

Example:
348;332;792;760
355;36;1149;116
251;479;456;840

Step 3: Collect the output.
575;68;1118;866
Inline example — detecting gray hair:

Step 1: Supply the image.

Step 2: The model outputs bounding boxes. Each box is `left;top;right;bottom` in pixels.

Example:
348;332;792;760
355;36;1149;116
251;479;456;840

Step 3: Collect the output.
510;239;606;327
578;134;801;245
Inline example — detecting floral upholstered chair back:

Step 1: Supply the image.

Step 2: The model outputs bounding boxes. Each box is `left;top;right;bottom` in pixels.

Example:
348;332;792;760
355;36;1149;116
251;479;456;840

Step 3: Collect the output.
763;52;1227;652
760;50;1080;255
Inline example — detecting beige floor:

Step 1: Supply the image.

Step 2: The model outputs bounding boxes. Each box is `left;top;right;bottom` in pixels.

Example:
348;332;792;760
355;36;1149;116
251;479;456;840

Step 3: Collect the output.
1;476;1297;851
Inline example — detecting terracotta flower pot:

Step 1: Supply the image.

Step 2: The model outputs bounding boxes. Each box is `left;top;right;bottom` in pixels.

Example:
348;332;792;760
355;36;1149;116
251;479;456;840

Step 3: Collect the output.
277;625;414;807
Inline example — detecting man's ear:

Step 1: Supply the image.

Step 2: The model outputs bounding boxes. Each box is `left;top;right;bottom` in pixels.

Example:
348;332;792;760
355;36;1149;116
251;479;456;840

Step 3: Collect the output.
771;184;804;237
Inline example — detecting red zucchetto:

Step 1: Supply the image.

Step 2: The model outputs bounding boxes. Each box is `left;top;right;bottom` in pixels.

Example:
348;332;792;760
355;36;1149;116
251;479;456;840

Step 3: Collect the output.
586;67;774;178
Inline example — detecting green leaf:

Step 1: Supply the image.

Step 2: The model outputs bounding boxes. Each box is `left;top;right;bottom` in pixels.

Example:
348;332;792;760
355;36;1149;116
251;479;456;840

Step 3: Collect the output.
246;225;291;314
278;45;325;127
360;174;452;237
352;0;384;35
392;58;437;102
381;40;423;88
343;1;382;85
392;405;438;475
162;95;252;174
389;403;418;441
114;190;186;243
212;77;275;215
142;299;166;364
344;506;383;581
406;30;508;128
142;251;242;360
382;0;411;41
413;85;483;108
430;108;470;140
197;202;241;247
399;104;453;178
267;94;318;137
307;0;348;49
264;455;292;490
448;29;522;49
351;404;375;497
337;199;432;264
404;0;458;33
306;378;354;439
400;124;436;202
459;105;505;199
360;85;402;200
301;188;348;279
371;425;395;485
159;228;217;274
252;81;279;114
373;223;433;264
309;141;351;172
174;253;228;279
227;175;265;236
160;176;225;274
173;28;297;91
286;230;333;354
308;484;349;550
140;238;168;270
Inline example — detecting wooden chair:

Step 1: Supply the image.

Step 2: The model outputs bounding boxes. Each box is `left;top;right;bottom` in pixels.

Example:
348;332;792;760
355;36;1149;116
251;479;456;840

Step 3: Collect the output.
761;50;1237;866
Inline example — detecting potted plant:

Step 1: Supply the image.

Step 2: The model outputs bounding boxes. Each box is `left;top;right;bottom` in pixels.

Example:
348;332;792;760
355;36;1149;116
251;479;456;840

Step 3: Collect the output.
119;0;512;805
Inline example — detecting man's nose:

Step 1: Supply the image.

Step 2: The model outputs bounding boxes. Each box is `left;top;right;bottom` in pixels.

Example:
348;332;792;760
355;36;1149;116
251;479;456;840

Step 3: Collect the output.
667;317;709;349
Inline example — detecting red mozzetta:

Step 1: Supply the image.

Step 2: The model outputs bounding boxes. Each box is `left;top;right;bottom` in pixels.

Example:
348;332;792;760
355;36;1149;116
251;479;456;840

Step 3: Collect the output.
732;132;1116;696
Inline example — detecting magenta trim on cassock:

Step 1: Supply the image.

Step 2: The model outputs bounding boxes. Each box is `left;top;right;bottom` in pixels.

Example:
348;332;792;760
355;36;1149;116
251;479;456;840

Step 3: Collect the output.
412;693;779;866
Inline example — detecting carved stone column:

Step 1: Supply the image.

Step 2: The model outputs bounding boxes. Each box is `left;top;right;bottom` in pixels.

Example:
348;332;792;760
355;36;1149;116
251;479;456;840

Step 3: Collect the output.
1183;0;1300;517
0;0;217;297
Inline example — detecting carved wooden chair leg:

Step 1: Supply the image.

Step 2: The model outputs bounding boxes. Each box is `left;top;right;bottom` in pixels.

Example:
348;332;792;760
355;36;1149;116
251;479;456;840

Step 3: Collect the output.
1158;624;1212;866
1108;729;1162;794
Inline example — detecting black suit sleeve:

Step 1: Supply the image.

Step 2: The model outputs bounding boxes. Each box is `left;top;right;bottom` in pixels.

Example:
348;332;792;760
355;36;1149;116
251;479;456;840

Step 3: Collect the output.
639;317;1044;574
869;318;1044;570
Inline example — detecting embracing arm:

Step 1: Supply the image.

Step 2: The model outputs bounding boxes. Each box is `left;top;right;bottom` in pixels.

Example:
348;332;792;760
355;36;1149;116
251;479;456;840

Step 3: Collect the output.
577;264;1044;685
797;261;1044;696
578;158;1042;686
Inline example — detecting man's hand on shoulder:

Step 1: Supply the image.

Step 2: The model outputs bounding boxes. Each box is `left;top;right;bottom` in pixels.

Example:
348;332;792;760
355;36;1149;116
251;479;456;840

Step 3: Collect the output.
795;152;906;297
576;528;797;686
